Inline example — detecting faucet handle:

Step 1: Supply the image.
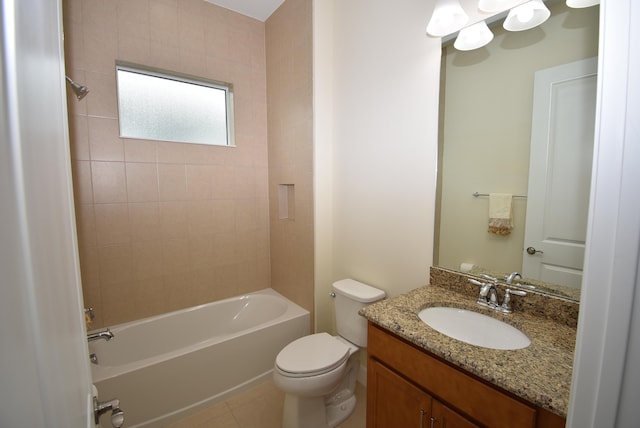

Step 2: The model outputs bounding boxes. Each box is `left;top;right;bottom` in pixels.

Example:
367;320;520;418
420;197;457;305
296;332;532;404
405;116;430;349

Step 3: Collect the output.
469;278;490;294
507;289;527;297
499;288;527;313
468;279;486;287
479;274;498;283
504;272;522;284
93;396;124;427
469;279;495;307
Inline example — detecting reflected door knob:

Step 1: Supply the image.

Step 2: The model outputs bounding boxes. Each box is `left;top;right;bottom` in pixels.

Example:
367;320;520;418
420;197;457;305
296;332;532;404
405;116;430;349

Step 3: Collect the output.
526;246;544;255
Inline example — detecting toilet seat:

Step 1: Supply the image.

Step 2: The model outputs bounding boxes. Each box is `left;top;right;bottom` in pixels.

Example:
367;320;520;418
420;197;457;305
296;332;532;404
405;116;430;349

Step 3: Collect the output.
275;333;350;378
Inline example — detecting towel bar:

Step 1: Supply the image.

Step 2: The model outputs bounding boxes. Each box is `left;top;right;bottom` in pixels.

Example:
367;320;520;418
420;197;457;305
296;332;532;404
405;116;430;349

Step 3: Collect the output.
473;192;527;198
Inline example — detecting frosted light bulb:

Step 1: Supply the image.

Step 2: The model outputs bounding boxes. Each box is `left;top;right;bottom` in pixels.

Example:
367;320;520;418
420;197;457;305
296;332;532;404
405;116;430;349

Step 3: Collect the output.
503;0;550;32
426;0;469;37
517;7;534;23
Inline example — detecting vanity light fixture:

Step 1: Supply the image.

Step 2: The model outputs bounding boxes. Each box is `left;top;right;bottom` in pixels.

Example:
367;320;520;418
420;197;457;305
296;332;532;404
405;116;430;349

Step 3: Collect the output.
426;0;469;37
503;0;550;31
454;20;494;51
432;0;599;51
566;0;599;8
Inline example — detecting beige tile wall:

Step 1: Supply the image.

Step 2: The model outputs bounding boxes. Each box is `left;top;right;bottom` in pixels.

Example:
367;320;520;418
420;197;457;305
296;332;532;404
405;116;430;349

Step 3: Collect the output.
64;0;271;328
265;0;314;323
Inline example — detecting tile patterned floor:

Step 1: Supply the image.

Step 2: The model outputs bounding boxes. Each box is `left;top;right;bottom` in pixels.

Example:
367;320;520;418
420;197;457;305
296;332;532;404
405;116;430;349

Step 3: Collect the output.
166;379;367;428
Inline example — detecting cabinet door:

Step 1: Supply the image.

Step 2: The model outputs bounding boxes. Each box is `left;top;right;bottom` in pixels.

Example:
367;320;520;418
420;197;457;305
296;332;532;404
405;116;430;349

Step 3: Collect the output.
368;323;537;428
432;400;480;428
367;358;432;428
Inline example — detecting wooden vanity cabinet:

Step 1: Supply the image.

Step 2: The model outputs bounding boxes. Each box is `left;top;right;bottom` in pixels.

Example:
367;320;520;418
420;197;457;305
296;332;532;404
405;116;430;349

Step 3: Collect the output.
366;322;565;428
368;360;433;427
368;359;480;428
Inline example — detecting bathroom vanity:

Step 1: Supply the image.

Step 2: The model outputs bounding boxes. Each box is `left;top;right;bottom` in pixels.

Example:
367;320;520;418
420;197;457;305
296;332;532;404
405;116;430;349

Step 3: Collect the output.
367;323;563;428
360;268;578;428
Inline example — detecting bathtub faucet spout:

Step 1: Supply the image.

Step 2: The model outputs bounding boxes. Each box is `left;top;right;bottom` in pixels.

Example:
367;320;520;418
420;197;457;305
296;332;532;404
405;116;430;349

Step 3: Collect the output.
88;328;114;342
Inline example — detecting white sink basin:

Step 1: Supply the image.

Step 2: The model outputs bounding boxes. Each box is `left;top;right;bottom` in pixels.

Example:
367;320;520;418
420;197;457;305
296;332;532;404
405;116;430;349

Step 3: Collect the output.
417;307;531;350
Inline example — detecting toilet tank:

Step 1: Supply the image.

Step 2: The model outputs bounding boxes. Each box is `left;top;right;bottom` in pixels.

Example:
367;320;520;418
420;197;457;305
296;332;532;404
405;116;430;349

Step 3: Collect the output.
333;279;386;347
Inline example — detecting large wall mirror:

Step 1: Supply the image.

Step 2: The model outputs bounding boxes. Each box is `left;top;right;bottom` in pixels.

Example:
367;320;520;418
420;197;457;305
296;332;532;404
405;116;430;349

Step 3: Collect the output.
434;0;599;302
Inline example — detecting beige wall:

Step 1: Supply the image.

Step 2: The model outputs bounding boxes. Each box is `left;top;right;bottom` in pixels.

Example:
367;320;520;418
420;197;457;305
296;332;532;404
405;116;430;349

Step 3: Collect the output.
314;0;441;336
265;0;315;324
312;0;335;333
63;0;440;333
438;2;599;274
63;0;270;328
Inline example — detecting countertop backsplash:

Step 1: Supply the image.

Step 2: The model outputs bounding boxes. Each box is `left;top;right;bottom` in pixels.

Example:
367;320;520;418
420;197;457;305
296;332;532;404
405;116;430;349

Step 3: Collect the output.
430;267;579;328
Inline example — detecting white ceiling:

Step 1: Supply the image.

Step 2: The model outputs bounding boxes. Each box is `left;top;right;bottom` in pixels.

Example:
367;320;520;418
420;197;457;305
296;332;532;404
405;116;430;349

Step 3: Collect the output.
205;0;542;25
204;0;285;21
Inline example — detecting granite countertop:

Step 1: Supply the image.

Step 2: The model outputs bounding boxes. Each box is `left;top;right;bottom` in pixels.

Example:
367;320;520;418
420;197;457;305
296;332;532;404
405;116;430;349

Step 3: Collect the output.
359;284;576;417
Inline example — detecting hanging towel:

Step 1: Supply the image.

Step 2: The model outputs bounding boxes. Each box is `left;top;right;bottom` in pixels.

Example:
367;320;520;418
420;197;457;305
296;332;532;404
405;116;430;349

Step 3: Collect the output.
488;193;513;235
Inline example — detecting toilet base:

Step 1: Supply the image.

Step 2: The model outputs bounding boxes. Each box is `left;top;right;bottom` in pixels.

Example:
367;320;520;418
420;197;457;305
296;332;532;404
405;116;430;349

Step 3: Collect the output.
277;337;361;428
281;390;356;428
326;392;356;427
282;394;327;428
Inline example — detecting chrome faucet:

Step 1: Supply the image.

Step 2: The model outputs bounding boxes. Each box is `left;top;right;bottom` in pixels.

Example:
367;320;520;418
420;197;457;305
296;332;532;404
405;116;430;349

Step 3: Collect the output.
93;396;125;427
87;328;114;342
469;279;527;313
500;288;527;313
469;278;498;307
504;272;522;284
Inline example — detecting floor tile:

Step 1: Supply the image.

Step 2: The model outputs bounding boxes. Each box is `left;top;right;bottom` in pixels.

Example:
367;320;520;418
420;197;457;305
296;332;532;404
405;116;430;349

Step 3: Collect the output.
169;378;367;427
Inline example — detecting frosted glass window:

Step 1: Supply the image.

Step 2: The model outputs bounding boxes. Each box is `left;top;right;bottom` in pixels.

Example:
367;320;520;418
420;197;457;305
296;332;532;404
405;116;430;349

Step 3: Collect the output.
116;64;234;146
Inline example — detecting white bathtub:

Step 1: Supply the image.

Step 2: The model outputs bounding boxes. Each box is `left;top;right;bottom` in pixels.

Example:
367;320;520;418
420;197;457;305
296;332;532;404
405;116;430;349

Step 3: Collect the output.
89;288;310;427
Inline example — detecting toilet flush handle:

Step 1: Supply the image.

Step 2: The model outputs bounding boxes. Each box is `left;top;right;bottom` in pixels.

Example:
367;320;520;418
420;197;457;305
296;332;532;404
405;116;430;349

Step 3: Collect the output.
329;292;336;298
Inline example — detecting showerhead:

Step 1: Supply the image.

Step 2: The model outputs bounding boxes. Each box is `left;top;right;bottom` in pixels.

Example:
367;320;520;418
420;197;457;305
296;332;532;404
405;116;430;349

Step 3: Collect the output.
65;75;89;100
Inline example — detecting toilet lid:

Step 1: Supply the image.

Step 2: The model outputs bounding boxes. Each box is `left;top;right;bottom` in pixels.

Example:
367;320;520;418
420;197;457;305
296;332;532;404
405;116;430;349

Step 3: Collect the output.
276;333;350;376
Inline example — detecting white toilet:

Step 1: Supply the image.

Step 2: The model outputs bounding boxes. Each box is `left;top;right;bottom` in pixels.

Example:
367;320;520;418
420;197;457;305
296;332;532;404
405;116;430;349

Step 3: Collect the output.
273;279;386;428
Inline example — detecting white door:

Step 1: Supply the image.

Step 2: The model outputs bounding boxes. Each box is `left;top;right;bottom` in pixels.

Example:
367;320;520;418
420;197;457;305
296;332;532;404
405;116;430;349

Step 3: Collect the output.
0;0;93;427
522;57;597;288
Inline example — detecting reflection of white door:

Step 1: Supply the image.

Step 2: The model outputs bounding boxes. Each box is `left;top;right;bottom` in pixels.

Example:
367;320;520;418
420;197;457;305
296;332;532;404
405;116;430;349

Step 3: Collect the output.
522;57;597;288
